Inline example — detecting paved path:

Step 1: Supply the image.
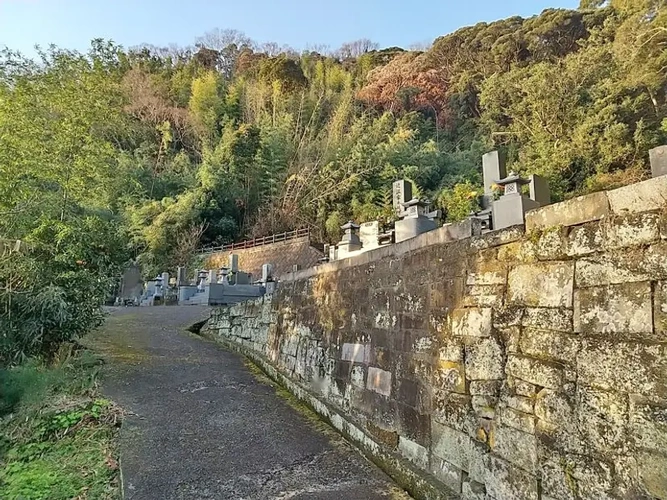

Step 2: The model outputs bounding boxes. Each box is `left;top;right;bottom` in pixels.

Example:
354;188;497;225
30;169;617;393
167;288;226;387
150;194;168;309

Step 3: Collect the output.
90;307;408;500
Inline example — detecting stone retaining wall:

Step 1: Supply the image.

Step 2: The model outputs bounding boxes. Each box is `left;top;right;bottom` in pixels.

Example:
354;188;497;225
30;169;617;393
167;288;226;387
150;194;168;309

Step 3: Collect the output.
206;176;667;500
203;236;323;279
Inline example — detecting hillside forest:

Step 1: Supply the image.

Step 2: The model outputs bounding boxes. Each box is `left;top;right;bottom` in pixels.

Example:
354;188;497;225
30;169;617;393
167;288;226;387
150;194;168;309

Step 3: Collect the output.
0;1;665;361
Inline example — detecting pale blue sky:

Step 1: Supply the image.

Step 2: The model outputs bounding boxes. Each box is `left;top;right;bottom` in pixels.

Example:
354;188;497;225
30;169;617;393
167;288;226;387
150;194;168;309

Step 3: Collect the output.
0;0;578;55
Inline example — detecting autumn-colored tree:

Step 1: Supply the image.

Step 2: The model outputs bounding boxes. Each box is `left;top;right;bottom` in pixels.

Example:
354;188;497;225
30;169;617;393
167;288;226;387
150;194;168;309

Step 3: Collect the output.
357;52;451;127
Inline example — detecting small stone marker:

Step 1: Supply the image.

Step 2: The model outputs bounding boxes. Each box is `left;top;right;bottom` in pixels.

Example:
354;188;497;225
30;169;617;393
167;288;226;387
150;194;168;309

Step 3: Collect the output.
650;145;667;178
261;263;273;282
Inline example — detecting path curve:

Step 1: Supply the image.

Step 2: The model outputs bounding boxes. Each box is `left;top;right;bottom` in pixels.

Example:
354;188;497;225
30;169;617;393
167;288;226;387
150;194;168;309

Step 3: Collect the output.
90;306;408;500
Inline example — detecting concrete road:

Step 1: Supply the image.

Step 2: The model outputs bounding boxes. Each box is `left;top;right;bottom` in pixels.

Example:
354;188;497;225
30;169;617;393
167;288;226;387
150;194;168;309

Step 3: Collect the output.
89;306;408;500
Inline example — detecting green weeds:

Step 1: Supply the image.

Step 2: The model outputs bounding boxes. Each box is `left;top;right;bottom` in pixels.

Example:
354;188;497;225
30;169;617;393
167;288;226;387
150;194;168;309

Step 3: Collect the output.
0;347;121;499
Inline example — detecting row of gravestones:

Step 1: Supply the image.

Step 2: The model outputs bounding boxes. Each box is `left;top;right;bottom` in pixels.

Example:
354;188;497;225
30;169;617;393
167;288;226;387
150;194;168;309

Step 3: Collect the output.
118;255;276;306
325;146;667;262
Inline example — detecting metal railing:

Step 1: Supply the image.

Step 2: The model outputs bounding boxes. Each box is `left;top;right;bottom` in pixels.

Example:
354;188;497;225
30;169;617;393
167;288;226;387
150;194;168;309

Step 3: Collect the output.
197;228;310;255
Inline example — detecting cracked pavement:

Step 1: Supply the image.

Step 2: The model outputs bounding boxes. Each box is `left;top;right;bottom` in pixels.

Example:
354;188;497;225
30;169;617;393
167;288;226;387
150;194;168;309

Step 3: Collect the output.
89;306;409;500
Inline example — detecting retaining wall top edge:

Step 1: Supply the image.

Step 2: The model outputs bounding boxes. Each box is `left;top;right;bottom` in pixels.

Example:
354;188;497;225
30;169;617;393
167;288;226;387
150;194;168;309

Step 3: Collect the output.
279;219;489;282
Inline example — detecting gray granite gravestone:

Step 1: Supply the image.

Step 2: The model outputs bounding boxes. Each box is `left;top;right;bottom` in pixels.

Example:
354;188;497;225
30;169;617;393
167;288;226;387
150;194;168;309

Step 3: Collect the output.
650;146;667;178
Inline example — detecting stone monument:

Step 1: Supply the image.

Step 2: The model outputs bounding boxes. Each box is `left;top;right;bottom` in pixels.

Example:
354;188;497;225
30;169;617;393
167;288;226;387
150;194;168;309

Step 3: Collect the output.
491;172;541;230
650;145;667;178
337;221;362;255
472;151;552;231
393;180;440;243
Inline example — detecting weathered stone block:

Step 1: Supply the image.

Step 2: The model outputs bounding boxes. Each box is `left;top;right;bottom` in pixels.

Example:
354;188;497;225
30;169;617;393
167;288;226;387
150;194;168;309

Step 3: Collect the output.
522;308;573;332
366;366;392;397
485;454;539;500
468;440;491;483
607;175;667;214
535;226;569;261
397;402;431;446
536;418;585;455
430;457;463;493
629;395;667;452
471;225;525;250
350;365;365;388
493;305;524;329
638;451;667;498
520;328;580;365
462;285;505;308
526;191;609;231
498;406;536;434
465;336;504;381
578;388;628;453
431;421;474;471
394;377;422;413
469;380;501;396
461;480;486;500
341;343;371;363
575;251;650;287
439;338;464;362
642;241;667;280
366;421;399;449
433;393;475;434
506;355;565;390
574;282;653;339
604;212;660;250
577;340;667;398
535;389;575;428
541;451;613;500
466;259;508;286
398;436;428;469
436;360;467;394
281;335;300;357
451;308;492;337
566;222;604;257
508;377;538;397
498;326;521;354
490;424;538;472
505;394;535;414
472;395;497;419
507;262;574;308
497;240;538;263
654;281;667;338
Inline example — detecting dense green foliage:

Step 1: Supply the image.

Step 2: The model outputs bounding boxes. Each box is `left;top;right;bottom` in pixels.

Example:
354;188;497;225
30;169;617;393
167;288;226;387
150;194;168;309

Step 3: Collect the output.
0;2;665;358
0;349;120;499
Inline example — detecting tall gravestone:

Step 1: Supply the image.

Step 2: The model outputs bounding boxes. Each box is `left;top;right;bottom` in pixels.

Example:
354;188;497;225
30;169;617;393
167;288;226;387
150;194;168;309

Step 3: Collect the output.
529;174;551;206
481;150;507;210
119;265;143;301
393;180;413;217
650;146;667;178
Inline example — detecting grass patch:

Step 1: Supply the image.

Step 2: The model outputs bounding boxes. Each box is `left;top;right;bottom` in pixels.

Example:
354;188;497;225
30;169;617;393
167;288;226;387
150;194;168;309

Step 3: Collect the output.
0;345;122;500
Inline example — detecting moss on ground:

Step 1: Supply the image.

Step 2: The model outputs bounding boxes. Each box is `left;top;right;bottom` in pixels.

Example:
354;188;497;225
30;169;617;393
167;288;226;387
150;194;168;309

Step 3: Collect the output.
0;348;122;500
